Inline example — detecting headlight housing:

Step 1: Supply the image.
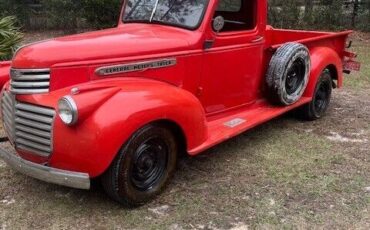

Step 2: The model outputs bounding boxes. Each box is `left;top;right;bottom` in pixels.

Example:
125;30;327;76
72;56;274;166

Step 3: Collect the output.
57;96;78;125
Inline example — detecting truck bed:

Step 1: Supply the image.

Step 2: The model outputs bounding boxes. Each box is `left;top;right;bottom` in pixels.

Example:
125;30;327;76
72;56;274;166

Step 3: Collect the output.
265;26;352;55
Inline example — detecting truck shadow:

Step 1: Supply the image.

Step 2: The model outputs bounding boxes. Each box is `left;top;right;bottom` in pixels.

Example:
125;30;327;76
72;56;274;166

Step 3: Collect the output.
4;111;308;210
5;110;301;206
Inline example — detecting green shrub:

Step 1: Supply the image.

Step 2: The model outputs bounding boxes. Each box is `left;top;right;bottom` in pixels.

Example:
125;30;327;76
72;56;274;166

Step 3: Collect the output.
41;0;83;31
41;0;121;30
0;16;23;61
356;0;370;31
311;0;346;31
82;0;122;29
0;0;368;32
268;0;301;29
0;0;30;27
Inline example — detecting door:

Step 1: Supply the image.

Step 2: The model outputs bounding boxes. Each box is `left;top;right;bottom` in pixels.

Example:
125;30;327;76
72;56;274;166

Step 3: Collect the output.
199;0;264;114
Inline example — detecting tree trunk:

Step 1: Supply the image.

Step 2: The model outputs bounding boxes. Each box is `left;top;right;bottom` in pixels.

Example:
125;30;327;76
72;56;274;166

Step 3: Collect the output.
352;0;359;28
304;0;314;16
304;0;314;23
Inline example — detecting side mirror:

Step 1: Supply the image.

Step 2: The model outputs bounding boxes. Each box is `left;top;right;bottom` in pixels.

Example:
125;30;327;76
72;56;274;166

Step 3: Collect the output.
212;16;225;33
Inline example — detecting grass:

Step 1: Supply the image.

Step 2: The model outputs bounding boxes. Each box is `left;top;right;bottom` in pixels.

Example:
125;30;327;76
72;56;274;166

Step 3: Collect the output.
0;32;369;229
344;33;370;89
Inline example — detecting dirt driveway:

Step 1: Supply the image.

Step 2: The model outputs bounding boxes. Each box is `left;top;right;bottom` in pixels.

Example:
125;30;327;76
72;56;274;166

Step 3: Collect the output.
0;32;369;229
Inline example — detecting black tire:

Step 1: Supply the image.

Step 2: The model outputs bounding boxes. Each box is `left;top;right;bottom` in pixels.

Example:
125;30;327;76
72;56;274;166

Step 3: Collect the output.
102;124;177;207
297;69;332;121
266;42;311;105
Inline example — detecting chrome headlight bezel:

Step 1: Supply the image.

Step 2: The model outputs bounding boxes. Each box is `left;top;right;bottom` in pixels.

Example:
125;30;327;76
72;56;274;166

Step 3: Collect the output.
57;96;78;126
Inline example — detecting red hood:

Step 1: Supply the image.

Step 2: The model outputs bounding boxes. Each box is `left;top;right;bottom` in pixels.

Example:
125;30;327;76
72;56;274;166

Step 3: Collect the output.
12;24;193;68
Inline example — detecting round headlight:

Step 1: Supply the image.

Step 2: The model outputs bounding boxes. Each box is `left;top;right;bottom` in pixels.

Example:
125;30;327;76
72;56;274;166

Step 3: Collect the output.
57;96;78;125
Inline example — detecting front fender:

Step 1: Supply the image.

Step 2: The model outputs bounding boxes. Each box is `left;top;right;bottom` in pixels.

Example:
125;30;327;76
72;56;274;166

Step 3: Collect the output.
48;78;207;177
0;61;11;89
304;47;343;97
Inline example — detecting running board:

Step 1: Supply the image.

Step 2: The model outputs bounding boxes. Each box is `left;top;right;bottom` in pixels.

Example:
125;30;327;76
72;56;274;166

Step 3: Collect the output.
188;97;312;155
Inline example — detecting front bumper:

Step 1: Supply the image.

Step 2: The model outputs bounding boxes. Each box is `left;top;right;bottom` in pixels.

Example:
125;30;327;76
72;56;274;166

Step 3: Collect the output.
0;146;90;190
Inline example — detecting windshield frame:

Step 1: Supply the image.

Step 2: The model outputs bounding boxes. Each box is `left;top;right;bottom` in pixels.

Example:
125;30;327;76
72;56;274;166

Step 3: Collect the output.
121;0;210;30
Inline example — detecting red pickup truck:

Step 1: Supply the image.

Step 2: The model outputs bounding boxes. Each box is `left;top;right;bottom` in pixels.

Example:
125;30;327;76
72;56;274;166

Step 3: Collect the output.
0;0;360;206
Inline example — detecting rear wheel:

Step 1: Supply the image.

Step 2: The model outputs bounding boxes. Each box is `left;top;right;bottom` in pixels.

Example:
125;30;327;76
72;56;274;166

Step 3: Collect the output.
297;69;332;120
102;124;177;207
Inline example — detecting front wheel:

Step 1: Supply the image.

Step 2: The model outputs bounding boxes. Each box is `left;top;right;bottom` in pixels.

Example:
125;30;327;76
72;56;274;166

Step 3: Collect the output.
102;124;177;207
297;69;332;120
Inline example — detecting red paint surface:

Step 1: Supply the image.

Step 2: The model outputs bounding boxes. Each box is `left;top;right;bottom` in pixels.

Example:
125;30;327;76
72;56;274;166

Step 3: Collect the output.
0;0;357;177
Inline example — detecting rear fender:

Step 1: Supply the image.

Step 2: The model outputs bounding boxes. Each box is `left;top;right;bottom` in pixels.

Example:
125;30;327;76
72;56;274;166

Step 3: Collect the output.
49;78;207;177
0;61;11;89
304;47;343;97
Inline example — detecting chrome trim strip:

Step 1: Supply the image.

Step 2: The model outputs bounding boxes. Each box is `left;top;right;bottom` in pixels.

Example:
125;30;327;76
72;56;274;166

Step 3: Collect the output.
16;125;51;138
16;131;50;145
16;138;51;153
0;146;90;190
11;81;50;88
10;68;50;73
15;118;52;131
16;103;55;117
10;89;49;94
11;74;50;80
15;111;54;124
10;68;51;95
95;58;177;76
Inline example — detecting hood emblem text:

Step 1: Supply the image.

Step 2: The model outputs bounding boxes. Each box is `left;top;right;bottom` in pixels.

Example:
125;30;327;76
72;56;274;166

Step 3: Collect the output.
96;58;177;76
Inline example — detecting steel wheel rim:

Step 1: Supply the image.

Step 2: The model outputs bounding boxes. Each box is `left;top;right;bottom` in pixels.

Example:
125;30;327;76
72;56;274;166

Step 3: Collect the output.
131;137;168;191
286;58;306;95
314;81;330;114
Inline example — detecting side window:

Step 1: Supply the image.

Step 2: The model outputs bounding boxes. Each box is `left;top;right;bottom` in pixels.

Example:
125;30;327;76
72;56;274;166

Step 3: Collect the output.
214;0;257;32
217;0;242;12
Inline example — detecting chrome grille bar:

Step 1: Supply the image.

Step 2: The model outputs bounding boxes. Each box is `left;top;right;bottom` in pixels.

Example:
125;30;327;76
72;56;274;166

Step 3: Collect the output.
11;82;50;88
1;91;15;143
1;91;55;157
15;118;52;131
10;69;51;94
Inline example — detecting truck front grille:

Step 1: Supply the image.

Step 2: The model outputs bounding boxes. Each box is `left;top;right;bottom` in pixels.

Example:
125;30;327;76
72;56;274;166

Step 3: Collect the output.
10;69;51;94
1;91;55;157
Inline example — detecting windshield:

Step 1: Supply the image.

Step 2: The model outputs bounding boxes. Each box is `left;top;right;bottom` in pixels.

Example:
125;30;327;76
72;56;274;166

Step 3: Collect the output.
122;0;209;29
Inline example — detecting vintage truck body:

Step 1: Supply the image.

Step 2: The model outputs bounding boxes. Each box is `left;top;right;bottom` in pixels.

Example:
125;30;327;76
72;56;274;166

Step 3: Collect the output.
0;0;359;205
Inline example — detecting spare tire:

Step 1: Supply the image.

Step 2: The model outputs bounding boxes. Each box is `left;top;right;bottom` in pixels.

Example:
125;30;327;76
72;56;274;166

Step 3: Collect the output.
266;43;310;105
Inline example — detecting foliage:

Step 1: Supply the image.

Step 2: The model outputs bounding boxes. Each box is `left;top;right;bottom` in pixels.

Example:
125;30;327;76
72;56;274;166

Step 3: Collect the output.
268;0;370;32
268;0;301;29
0;16;23;61
355;0;370;31
41;0;83;31
41;0;121;30
0;0;31;27
0;0;368;32
311;0;346;30
82;0;122;29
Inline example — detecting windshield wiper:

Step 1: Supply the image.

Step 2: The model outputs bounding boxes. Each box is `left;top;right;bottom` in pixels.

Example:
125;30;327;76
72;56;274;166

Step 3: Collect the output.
150;0;160;22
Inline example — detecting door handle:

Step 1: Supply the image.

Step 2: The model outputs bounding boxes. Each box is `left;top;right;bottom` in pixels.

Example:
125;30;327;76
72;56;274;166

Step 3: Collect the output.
203;39;215;50
251;36;263;43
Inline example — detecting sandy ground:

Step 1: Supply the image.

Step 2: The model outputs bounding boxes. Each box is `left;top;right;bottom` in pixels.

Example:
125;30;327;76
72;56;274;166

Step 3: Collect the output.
0;31;369;229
